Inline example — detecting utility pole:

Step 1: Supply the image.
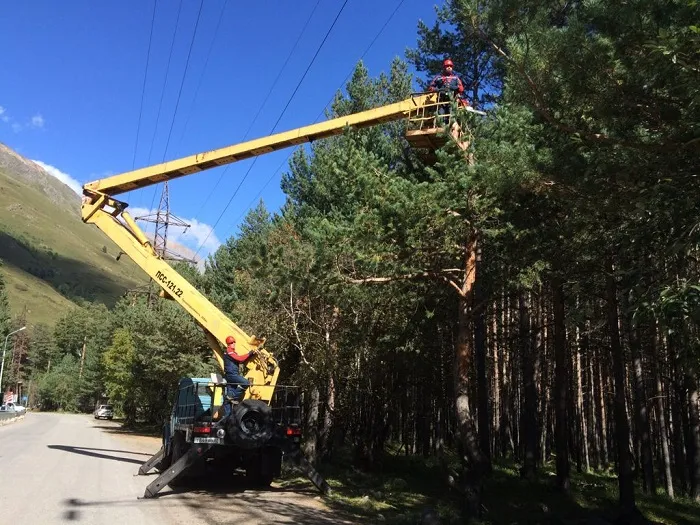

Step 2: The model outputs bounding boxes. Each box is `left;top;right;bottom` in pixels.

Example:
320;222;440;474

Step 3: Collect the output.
0;326;26;399
79;335;87;380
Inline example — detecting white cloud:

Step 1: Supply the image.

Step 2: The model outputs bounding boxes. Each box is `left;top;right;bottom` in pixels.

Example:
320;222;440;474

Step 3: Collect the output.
0;106;45;131
30;114;44;129
31;160;83;195
175;218;222;255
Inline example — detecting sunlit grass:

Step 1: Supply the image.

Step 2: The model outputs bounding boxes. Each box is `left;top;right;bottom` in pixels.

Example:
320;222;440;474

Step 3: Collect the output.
280;450;700;524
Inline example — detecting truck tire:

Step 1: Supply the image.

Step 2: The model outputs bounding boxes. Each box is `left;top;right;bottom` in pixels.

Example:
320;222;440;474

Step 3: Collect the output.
227;400;273;449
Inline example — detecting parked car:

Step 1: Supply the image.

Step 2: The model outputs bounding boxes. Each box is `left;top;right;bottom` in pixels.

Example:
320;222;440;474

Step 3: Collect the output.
94;404;114;420
0;402;26;413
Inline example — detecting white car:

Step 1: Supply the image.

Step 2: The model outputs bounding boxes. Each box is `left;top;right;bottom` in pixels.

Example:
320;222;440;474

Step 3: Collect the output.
94;404;114;420
0;402;26;413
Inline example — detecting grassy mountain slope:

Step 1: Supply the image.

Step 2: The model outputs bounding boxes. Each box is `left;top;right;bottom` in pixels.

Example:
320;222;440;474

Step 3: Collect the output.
0;143;146;326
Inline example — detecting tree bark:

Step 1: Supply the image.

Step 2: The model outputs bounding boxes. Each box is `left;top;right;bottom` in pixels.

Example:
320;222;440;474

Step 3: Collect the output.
305;386;320;464
493;300;501;459
474;249;491;463
605;258;636;513
576;325;590;472
595;347;609;469
650;327;674;498
320;373;336;461
623;297;655;494
668;333;688;495
686;374;700;501
454;234;489;514
519;291;538;478
552;280;570;491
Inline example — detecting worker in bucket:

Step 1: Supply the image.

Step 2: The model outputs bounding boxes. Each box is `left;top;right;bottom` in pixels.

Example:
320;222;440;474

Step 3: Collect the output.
428;58;470;122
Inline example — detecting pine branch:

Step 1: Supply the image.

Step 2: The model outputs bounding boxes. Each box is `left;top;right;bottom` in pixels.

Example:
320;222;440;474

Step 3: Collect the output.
343;268;466;296
469;19;699;152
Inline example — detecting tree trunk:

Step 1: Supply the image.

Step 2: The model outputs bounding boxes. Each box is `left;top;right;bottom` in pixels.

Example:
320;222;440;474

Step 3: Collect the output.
686;374;700;501
305;386;320;464
651;328;674;498
519;291;538;478
493;300;501;459
622;296;655;494
595;346;609;469
552;280;570;491
320;373;336;461
605;258;636;513
576;326;590;472
474;250;491;463
586;326;600;469
454;235;489;514
668;333;688;495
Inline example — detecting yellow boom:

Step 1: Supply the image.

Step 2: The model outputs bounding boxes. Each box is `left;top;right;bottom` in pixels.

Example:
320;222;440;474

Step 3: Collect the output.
81;93;435;402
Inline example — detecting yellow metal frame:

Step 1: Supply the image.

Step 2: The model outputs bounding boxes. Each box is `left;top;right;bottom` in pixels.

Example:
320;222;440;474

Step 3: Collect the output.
81;93;439;404
86;94;434;196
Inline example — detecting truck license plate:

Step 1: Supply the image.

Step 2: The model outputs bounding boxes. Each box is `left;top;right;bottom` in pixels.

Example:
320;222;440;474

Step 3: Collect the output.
194;437;219;444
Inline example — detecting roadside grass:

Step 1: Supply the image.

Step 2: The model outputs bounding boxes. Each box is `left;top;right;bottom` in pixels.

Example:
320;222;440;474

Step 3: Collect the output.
279;451;700;524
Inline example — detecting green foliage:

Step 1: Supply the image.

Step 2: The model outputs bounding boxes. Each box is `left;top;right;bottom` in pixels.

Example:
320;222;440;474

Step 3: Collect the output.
36;354;80;411
102;328;136;418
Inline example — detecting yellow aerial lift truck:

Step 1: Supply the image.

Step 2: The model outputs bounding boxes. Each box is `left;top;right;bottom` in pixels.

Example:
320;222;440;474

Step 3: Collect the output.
81;92;473;498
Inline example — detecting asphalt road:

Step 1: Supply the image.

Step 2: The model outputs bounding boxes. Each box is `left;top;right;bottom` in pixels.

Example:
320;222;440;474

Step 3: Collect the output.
0;412;360;524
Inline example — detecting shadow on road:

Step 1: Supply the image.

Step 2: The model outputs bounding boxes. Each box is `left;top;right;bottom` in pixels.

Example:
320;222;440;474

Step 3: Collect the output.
47;444;148;465
61;491;361;525
91;422;161;438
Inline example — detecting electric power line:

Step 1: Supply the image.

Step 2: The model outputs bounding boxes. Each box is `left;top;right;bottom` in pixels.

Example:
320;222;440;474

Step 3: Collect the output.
145;0;184;167
192;0;350;258
160;0;204;162
173;0;230;155
225;0;407;238
192;0;350;259
131;0;158;170
195;0;405;256
190;0;322;225
142;0;184;216
127;0;158;205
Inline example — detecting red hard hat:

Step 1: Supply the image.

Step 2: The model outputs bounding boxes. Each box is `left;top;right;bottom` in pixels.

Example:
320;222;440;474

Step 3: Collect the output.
225;335;235;345
443;59;454;67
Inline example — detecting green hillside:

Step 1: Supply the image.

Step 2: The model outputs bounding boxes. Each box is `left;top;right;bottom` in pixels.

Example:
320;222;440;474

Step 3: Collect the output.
0;147;146;326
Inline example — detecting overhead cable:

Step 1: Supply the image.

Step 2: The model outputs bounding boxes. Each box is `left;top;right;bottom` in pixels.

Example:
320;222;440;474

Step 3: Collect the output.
190;0;322;226
225;0;407;237
127;0;158;204
193;0;349;259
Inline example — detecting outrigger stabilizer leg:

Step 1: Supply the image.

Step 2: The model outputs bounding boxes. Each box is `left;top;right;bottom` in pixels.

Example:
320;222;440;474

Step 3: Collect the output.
139;443;214;499
138;446;164;475
288;451;332;496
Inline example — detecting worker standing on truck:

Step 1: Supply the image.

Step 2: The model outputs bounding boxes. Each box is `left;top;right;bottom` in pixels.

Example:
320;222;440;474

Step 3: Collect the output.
223;335;251;410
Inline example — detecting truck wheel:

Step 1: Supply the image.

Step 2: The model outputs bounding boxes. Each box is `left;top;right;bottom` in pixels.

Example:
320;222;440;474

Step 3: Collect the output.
228;400;273;448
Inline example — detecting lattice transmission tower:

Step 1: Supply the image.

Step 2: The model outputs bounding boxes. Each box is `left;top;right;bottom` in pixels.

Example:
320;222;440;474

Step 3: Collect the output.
125;182;196;305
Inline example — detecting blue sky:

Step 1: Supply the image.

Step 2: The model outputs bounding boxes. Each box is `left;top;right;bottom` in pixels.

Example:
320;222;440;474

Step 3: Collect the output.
0;0;440;260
